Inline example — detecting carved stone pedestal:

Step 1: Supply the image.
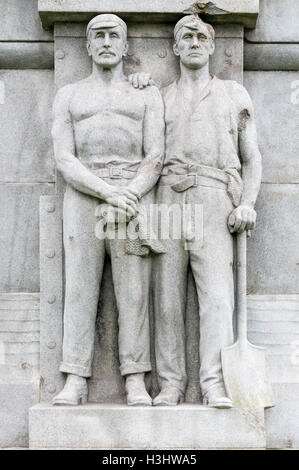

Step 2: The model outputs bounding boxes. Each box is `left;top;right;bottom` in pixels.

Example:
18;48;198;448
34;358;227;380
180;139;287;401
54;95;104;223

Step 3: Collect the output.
29;404;266;449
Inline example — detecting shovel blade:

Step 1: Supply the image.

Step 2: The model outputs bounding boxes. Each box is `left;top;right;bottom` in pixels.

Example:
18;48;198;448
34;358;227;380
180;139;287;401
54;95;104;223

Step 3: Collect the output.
222;340;275;409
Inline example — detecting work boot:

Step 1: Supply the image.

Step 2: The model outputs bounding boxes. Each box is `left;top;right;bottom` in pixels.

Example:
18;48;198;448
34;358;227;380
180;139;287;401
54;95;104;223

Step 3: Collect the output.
125;373;152;406
203;385;233;409
52;374;88;406
153;386;184;406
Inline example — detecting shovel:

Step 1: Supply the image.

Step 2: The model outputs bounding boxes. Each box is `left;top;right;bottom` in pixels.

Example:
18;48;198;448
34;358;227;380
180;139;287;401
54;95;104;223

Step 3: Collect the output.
221;230;275;409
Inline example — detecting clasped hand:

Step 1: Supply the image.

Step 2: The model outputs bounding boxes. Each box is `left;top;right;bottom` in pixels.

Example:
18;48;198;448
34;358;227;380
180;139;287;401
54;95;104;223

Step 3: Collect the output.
105;185;140;219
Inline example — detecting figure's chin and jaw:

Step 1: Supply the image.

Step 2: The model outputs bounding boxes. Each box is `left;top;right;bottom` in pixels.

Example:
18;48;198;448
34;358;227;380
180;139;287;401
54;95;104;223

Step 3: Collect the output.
182;58;208;70
94;56;120;68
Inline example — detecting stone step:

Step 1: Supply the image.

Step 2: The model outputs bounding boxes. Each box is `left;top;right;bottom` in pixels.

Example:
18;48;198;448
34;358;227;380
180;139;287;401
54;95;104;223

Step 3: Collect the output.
29;403;265;450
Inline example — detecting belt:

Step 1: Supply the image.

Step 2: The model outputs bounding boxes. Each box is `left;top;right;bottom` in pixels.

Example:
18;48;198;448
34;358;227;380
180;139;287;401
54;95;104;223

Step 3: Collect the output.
161;164;229;182
88;165;137;180
160;164;229;192
159;164;243;207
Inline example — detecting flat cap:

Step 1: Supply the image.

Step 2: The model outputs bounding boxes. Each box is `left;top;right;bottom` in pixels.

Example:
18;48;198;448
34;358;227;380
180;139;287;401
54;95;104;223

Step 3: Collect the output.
86;14;127;38
174;14;214;40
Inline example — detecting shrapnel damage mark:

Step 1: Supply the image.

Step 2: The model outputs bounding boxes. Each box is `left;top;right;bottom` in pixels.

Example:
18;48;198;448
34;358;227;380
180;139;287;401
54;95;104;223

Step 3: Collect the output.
124;56;141;75
184;2;229;15
238;109;250;132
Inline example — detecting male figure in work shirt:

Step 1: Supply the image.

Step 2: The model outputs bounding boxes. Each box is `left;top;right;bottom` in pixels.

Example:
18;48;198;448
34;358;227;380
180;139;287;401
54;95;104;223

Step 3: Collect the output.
133;14;262;407
51;14;165;406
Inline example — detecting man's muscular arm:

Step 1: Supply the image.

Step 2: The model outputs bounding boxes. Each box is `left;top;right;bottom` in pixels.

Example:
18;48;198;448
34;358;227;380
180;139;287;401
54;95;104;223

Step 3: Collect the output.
228;84;262;233
52;85;138;216
127;86;165;198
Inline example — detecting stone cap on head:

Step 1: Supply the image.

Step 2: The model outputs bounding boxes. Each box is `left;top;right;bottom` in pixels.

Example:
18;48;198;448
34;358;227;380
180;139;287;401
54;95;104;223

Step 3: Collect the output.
174;14;215;41
86;14;127;38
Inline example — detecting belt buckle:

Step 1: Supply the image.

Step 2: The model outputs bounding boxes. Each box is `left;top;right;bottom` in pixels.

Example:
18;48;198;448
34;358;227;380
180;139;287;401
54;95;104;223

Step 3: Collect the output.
109;167;123;179
187;172;198;188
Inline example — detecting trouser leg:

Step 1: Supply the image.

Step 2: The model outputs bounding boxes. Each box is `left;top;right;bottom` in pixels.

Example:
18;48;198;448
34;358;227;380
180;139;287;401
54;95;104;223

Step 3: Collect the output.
189;186;234;397
60;186;105;378
153;240;189;393
109;237;152;376
153;185;189;393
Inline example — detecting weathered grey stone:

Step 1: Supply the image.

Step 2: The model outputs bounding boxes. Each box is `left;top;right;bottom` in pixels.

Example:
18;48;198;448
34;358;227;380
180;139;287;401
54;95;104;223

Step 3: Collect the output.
39;0;259;29
265;384;299;449
51;14;165;407
29;403;266;449
47;13;267;414
248;184;299;295
38;199;150;404
52;22;161;403
37;198;201;405
0;183;54;292
0;383;39;448
244;44;299;72
40;196;64;402
184;271;201;403
0;293;40;448
54;36;92;87
0;70;55;182
0;0;298;451
244;72;299;183
89;261;126;404
54;22;244;39
0;43;54;70
37;205;205;405
248;295;299;384
211;37;243;84
54;24;243;89
245;0;299;43
0;293;40;383
150;14;264;410
0;0;52;41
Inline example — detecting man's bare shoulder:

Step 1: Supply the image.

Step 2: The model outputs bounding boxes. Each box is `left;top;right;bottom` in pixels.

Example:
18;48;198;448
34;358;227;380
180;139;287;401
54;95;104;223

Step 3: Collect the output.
54;78;91;106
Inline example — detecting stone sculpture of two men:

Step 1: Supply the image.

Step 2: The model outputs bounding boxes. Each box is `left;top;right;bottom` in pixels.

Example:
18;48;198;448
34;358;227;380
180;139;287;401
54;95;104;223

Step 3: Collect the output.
51;13;262;409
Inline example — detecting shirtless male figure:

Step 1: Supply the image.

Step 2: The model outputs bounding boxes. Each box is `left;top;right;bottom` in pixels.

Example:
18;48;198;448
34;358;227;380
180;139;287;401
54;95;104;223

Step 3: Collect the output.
51;14;165;406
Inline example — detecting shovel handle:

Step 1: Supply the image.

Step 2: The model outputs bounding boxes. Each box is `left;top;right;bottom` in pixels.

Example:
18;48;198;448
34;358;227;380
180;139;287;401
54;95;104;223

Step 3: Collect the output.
237;231;247;342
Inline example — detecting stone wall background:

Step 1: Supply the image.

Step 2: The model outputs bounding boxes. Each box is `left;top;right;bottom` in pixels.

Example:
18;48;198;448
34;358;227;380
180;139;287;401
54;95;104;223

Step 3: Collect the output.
244;2;299;447
0;0;298;448
0;0;54;448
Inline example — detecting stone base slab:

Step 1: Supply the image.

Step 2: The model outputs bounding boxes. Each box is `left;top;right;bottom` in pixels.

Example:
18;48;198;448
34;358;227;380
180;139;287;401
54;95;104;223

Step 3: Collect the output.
29;403;265;449
265;383;299;449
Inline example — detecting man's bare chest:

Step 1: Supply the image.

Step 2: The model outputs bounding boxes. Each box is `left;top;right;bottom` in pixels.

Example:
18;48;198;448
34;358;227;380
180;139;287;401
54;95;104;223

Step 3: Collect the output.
69;86;145;124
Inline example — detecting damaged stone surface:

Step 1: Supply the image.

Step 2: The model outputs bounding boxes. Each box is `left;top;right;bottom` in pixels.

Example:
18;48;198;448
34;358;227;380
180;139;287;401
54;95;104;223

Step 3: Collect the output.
38;0;259;29
184;1;231;16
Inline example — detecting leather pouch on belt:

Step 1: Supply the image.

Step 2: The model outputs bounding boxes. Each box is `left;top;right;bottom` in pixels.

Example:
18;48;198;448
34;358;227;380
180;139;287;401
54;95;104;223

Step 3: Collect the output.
171;175;198;192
